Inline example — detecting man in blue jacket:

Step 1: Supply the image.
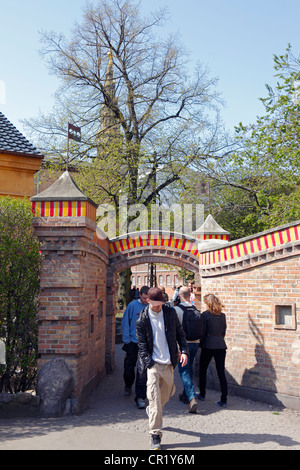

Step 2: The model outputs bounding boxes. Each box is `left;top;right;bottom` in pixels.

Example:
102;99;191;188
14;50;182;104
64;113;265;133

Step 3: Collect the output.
122;285;149;408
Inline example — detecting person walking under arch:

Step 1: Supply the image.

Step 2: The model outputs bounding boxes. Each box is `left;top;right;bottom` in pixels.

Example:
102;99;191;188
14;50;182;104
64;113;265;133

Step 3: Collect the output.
121;285;149;408
174;286;200;413
136;287;188;450
198;293;228;407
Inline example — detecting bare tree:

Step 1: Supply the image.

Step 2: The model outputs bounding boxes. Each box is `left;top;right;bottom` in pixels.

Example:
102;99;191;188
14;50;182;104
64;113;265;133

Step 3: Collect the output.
25;0;222;206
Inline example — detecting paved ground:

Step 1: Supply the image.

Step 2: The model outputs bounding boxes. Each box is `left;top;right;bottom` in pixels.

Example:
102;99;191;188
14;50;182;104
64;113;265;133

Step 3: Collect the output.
0;344;300;451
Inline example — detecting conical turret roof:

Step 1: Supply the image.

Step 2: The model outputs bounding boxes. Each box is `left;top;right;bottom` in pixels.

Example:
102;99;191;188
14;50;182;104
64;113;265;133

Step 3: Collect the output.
31;171;97;207
194;214;230;236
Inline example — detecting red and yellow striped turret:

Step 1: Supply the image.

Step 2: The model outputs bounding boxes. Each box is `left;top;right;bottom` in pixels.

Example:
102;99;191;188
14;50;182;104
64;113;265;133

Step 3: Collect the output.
31;171;97;222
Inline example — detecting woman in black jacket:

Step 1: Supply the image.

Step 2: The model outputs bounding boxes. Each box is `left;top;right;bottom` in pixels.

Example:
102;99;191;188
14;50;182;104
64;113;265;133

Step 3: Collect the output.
198;293;228;407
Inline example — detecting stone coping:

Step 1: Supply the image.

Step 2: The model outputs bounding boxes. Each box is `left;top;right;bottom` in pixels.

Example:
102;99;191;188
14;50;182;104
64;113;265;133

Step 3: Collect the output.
200;220;300;274
200;219;300;254
109;231;199;258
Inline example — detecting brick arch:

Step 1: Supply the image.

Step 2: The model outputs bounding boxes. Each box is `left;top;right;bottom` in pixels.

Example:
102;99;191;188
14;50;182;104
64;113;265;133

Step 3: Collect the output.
108;231;199;274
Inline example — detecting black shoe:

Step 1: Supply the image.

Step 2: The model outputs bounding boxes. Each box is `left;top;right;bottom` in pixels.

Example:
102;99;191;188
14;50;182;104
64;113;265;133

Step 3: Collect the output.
135;398;146;409
179;393;189;404
124;387;131;397
215;400;227;408
150;434;161;450
195;392;205;401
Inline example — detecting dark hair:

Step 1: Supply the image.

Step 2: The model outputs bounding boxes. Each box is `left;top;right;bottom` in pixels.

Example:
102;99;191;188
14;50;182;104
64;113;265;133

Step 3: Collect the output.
140;285;150;295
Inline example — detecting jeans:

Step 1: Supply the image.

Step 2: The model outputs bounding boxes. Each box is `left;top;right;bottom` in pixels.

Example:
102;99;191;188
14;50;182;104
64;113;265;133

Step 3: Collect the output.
199;348;228;403
178;342;199;402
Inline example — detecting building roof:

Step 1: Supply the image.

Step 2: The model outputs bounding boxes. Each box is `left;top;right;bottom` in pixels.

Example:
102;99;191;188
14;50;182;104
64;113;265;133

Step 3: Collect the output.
194;214;230;235
0;112;43;157
31;170;97;206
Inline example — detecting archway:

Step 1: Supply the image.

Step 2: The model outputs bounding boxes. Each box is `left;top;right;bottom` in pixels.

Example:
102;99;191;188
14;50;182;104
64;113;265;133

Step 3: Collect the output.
105;231;200;372
30;172;202;409
108;231;199;274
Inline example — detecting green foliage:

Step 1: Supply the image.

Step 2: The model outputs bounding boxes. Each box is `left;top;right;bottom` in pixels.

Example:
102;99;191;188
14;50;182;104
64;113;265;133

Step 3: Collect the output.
176;268;195;284
203;45;300;238
0;198;41;393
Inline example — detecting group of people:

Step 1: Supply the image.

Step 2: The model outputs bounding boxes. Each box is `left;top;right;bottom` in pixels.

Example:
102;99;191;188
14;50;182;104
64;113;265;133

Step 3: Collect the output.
172;282;195;305
121;284;227;450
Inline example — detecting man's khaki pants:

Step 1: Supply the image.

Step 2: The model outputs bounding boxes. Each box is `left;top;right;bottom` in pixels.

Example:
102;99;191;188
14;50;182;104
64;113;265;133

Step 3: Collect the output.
147;363;175;437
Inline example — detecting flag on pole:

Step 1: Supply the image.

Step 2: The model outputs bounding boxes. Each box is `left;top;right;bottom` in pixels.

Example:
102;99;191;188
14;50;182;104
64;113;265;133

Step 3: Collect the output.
68;122;81;142
66;123;81;171
196;181;210;195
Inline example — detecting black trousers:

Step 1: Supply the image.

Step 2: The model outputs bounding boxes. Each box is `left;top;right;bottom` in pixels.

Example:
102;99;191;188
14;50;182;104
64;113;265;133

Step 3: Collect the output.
199;348;228;403
123;342;147;399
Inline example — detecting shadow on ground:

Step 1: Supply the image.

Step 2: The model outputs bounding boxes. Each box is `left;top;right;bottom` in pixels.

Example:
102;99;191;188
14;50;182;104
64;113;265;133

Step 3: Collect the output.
0;344;300;450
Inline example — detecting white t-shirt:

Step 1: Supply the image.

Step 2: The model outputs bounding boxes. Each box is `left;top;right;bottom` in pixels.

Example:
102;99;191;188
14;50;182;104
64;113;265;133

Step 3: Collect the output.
148;306;171;365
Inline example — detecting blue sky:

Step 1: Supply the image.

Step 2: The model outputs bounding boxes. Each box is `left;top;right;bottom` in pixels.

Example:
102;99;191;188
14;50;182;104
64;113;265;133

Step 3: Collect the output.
1;0;300;138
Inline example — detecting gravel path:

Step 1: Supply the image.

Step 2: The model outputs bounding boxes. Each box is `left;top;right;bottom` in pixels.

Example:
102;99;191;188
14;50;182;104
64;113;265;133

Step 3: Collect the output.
0;344;299;451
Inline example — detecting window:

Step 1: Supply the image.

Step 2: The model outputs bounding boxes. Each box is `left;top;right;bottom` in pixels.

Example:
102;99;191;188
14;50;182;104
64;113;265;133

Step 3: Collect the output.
159;275;163;285
166;275;171;286
98;300;103;320
89;312;95;337
276;306;292;326
137;276;141;286
274;303;296;330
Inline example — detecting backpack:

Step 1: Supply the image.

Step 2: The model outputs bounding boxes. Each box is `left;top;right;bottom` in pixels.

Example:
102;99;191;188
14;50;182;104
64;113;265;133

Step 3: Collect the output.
180;304;202;341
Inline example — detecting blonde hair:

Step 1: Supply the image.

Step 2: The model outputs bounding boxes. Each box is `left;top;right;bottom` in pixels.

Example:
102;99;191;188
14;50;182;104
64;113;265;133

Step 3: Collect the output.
203;293;224;316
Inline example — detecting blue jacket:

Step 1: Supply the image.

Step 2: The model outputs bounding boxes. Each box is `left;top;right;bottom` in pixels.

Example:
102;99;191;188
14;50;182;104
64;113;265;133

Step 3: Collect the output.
122;299;147;344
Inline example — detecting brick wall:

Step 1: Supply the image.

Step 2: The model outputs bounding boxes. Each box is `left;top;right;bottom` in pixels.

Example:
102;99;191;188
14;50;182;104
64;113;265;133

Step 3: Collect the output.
200;225;300;409
33;170;300;411
33;205;202;409
34;216;110;406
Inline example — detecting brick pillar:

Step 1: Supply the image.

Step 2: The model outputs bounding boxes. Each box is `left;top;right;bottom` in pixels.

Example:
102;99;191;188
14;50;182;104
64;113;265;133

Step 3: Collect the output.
193;271;201;310
31;171;110;409
105;267;118;373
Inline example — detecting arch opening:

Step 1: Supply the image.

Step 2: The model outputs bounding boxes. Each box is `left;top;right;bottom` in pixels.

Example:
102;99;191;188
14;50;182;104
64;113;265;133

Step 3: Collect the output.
110;252;199;275
108;231;200;275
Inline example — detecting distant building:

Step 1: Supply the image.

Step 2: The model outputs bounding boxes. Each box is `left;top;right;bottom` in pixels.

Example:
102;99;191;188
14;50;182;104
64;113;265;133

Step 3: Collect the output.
131;264;182;300
0;112;43;198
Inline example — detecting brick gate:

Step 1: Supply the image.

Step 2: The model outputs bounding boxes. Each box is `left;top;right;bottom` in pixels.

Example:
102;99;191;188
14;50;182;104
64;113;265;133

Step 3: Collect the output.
31;171;201;409
31;171;300;411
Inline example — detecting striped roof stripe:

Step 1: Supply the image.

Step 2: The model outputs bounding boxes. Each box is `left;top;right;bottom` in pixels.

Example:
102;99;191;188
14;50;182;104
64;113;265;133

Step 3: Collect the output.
201;223;300;267
109;233;199;258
